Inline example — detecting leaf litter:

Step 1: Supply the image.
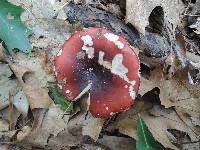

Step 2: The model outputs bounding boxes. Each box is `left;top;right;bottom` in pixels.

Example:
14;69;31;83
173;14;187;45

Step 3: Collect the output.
0;0;200;150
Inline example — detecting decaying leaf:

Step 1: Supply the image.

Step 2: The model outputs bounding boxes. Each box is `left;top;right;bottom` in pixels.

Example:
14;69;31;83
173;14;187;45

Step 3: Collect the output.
0;130;17;140
20;104;68;147
9;52;54;109
67;96;105;141
139;62;200;115
0;119;9;132
98;135;136;150
47;129;82;149
126;0;185;34
10;0;58;19
9;0;72;63
17;126;31;142
0;63;19;110
13;90;29;116
20;102;104;149
0;105;21;131
107;101;199;150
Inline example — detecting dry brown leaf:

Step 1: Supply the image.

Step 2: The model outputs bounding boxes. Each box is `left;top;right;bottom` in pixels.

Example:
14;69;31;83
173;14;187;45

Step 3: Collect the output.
82;116;104;141
0;130;17;140
126;0;185;34
79;144;105;150
0;145;9;150
47;129;82;149
0;119;9;132
139;63;200;115
97;135;136;150
13;90;29;116
191;116;200;127
47;97;105;149
0;106;21;130
10;0;71;52
67;97;105;141
174;110;200;137
17;126;32;142
134;53;200;149
107;101;199;150
21;104;68;148
0;63;20;110
9;52;54;109
10;0;61;19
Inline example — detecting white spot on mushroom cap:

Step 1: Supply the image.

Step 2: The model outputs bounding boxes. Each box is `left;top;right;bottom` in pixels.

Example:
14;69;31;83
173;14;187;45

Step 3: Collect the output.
98;51;111;69
111;54;128;81
81;35;93;46
104;33;124;49
111;54;137;100
82;46;94;59
81;35;94;58
106;107;109;111
98;51;137;100
66;90;70;94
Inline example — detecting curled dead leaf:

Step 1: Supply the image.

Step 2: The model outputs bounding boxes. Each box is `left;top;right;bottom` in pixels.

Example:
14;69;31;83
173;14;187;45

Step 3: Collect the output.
126;0;185;34
9;52;54;109
107;101;199;150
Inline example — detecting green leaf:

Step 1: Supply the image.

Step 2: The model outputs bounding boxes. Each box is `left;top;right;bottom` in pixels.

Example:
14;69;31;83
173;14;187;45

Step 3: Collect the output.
0;0;32;53
48;83;73;112
136;114;163;150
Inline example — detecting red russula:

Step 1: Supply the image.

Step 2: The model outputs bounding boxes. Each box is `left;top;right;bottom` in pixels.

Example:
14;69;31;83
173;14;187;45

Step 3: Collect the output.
54;27;140;118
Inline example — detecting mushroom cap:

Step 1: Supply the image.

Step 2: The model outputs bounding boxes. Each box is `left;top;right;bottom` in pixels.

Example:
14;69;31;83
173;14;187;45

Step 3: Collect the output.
55;27;140;118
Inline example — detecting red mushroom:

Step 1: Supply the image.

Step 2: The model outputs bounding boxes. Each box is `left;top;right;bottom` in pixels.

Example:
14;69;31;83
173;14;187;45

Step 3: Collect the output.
54;27;140;118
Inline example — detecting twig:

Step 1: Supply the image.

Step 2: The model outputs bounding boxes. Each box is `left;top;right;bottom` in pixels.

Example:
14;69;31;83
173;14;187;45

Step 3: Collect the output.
8;92;14;130
181;140;200;144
